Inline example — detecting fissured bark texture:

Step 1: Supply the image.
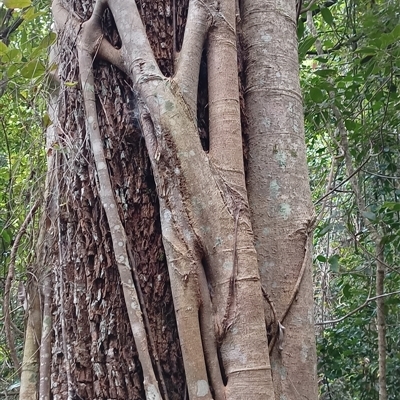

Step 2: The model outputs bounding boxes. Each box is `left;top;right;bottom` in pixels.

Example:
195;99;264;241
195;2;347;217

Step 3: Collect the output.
51;1;187;398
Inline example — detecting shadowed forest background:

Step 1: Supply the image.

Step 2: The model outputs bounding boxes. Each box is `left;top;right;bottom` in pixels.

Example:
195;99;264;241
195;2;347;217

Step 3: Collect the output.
0;0;400;399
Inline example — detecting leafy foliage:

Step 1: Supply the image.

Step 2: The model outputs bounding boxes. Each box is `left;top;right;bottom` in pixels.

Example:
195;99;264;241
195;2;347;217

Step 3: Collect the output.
0;0;51;394
300;0;400;398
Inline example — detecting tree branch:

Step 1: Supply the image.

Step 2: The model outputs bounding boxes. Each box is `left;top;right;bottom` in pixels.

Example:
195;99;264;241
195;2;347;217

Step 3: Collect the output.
314;155;371;205
317;291;400;326
0;17;23;42
108;0;162;90
174;0;212;113
300;0;338;20
3;199;40;372
52;0;126;72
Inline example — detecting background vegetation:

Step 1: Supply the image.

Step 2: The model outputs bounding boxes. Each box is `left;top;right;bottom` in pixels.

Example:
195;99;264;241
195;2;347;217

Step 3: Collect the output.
0;0;399;398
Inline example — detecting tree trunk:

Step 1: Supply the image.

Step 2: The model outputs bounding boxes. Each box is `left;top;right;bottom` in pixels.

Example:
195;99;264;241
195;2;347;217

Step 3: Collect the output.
19;0;318;399
241;1;318;399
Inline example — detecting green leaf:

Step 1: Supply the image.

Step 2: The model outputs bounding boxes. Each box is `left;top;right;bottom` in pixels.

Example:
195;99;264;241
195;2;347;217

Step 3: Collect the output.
316;254;327;262
315;57;329;63
355;46;377;55
314;69;336;77
299;36;317;60
328;254;340;272
21;60;45;79
1;229;12;245
318;81;335;93
321;8;334;26
318;223;334;236
37;32;57;50
390;24;400;40
23;8;44;21
23;6;35;20
4;48;22;62
7;63;19;78
361;211;376;221
345;120;358;131
297;19;305;40
4;0;31;8
382;202;400;211
310;87;325;103
0;42;8;56
385;296;400;306
342;284;351;298
42;112;52;128
381;234;395;246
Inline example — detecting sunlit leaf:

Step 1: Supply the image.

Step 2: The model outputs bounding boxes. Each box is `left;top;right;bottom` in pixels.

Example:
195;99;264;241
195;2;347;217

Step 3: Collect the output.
7;63;19;78
21;60;46;79
43;112;52;128
4;48;22;62
4;0;32;8
0;42;8;56
382;202;400;211
37;32;57;50
23;7;44;21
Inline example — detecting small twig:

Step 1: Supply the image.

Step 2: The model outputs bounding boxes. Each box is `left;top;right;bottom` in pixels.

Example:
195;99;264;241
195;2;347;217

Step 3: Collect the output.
281;228;313;325
3;199;40;371
269;220;315;353
300;0;318;15
296;0;303;22
314;155;370;204
316;290;400;326
261;286;277;325
262;286;280;354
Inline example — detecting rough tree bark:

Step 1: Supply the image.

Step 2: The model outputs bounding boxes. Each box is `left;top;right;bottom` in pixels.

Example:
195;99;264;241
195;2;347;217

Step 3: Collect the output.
19;0;318;399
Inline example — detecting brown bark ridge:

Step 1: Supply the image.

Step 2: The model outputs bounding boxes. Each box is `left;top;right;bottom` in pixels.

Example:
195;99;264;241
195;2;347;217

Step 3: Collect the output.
241;1;318;399
46;1;185;399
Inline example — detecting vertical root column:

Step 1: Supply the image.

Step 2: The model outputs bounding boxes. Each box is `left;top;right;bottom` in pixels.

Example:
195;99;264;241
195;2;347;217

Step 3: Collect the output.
159;205;213;400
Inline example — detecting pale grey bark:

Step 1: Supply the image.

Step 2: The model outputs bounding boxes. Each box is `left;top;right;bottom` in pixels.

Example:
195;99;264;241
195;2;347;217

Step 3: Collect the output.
241;1;318;399
175;0;211;113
